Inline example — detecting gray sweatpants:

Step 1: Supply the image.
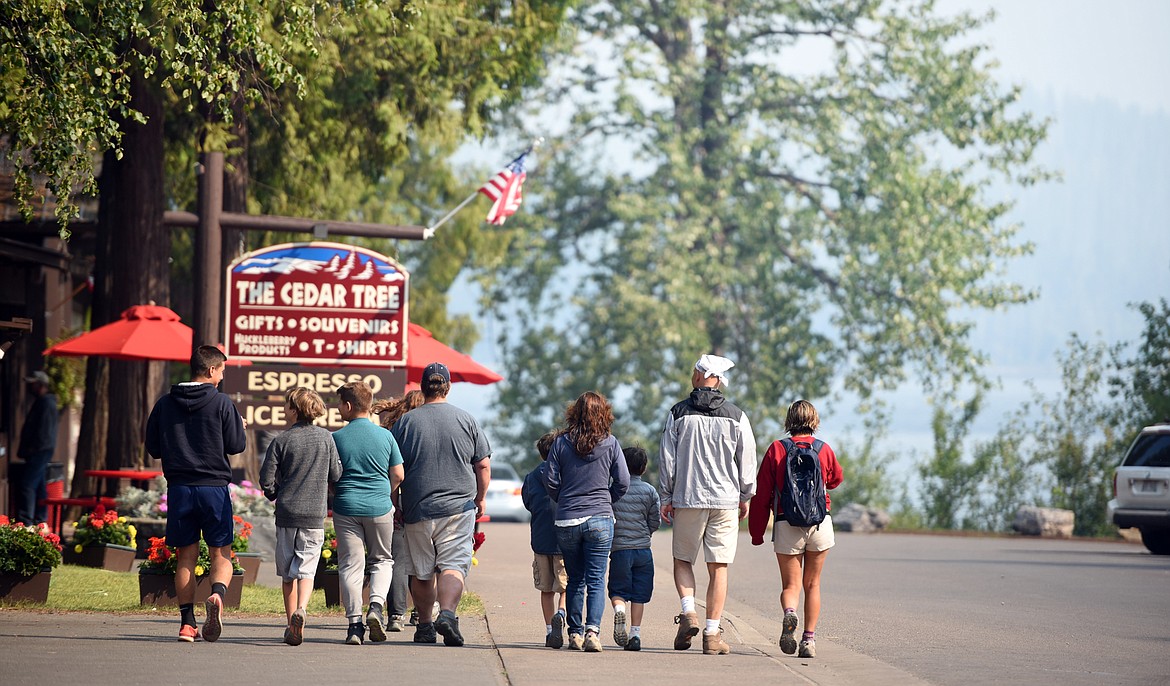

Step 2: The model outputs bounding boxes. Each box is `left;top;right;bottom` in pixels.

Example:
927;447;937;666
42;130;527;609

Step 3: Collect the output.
334;511;395;621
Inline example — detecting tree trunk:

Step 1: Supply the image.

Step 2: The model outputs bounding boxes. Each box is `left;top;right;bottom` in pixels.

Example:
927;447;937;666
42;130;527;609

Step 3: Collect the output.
222;91;250;265
105;71;169;473
69;149;117;499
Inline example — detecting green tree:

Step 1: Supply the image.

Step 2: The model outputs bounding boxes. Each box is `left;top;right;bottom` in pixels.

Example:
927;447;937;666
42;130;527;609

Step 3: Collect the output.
1111;298;1170;431
917;392;992;530
1022;335;1125;537
481;0;1049;454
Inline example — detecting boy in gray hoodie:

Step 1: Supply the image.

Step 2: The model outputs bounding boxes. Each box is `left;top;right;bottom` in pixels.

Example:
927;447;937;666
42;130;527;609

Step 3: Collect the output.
259;387;342;646
608;446;660;651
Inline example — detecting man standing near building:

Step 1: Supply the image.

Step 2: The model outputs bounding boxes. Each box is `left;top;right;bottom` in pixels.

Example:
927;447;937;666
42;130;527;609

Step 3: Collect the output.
146;345;247;643
391;362;491;648
16;371;58;525
659;354;757;655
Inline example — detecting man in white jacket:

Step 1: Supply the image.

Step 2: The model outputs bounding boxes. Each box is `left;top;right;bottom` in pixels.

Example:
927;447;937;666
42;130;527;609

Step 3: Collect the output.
659;354;757;655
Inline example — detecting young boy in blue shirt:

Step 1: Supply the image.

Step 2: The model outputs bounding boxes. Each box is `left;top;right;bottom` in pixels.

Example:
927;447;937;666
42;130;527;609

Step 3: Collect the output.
521;430;568;648
609;445;660;651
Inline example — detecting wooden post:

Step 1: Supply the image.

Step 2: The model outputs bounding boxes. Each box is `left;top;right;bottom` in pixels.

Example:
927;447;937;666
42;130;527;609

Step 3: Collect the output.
194;152;224;351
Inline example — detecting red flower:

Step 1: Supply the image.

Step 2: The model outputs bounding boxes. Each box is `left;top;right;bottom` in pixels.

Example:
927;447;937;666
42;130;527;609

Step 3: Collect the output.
473;531;486;552
0;515;8;525
91;518;104;529
93;504;106;519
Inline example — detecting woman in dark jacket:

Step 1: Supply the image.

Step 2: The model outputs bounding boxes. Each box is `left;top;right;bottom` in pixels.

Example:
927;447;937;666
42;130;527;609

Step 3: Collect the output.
543;391;630;652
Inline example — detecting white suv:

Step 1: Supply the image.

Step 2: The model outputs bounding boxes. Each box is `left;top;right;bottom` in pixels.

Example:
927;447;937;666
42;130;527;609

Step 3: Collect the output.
1108;423;1170;555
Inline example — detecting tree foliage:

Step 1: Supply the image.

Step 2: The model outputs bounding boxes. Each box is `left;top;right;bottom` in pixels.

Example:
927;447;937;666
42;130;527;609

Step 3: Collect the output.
482;0;1049;452
0;0;324;234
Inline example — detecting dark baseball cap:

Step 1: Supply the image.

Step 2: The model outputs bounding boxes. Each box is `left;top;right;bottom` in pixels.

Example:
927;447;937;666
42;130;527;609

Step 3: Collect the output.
423;362;451;384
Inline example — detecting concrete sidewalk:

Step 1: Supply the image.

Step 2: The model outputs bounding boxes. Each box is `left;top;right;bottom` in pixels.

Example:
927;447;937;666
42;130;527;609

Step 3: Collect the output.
471;522;927;686
0;521;927;685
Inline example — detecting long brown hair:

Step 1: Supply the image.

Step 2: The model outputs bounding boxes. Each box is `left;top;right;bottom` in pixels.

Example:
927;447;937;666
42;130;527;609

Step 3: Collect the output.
563;391;614;455
373;390;425;429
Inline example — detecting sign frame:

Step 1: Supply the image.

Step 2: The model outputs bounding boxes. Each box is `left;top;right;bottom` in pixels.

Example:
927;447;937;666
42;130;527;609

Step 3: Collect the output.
223;241;409;367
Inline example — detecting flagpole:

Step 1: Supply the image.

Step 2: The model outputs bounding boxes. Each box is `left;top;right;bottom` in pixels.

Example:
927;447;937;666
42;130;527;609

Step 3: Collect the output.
424;138;543;239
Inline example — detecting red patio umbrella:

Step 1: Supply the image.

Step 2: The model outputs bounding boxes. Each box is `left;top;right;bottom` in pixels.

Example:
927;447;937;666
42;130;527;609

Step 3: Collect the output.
406;323;503;385
44;305;192;362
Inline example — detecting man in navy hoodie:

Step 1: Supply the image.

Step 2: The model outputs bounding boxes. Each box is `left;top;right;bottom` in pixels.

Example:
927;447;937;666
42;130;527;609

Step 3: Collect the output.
146;345;247;643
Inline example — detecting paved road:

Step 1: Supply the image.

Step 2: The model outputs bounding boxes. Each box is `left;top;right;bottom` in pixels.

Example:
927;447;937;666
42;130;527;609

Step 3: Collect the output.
3;522;1165;685
727;530;1170;685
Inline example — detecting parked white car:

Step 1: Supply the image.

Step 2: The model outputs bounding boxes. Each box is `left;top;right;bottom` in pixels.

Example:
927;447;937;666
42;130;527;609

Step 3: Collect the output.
484;462;530;522
1107;423;1170;555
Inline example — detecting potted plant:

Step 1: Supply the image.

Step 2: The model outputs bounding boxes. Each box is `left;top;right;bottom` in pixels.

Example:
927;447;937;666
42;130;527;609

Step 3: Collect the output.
64;504;137;572
0;515;63;603
138;536;245;608
231;515;263;585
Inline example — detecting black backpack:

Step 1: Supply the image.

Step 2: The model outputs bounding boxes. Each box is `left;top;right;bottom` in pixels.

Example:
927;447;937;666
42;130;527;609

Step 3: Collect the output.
774;438;826;528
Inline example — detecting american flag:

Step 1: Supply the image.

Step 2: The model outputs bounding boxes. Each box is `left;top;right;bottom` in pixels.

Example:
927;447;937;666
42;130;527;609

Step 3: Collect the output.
478;153;527;225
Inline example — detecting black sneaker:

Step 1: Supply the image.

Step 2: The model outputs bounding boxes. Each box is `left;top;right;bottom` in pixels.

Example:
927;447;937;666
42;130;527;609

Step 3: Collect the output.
346;622;365;645
367;605;387;643
548;611;565;649
624;635;641;651
434;610;465;647
414;622;437;644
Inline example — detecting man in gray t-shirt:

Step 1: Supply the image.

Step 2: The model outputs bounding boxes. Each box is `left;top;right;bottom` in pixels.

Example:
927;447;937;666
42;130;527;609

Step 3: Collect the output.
390;362;491;647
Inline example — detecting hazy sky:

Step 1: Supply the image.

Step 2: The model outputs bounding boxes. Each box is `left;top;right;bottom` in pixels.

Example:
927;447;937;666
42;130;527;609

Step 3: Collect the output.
937;0;1170;114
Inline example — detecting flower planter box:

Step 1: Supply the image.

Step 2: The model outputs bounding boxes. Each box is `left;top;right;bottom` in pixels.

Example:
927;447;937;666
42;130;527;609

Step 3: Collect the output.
63;543;137;572
235;552;262;585
138;570;244;608
0;570;52;604
316;569;369;608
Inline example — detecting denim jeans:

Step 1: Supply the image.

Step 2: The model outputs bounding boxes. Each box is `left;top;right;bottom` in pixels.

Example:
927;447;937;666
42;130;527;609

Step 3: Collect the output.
17;449;53;525
555;515;614;635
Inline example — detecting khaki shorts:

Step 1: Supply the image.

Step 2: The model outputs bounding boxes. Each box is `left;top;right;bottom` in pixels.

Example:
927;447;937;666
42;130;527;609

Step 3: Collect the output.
402;510;476;580
773;514;835;554
532;553;568;593
671;507;740;564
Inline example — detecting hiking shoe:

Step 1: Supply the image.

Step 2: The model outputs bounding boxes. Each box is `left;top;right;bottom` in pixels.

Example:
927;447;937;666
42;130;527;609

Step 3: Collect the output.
203;594;223;643
388;614;405;632
414;622;437;644
703;629;730;655
624;635;641;651
367;606;387;642
548;611;565;649
567;633;584;651
613;608;628;646
288;609;305;646
798;639;816;658
583;630;603;652
780;611;798;655
673;612;700;650
346;622;365;645
434;610;465;647
178;624;199;643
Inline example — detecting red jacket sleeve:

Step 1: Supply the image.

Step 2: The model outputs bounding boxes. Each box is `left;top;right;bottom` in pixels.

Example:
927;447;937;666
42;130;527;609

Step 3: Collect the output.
820;442;843;512
748;440;783;544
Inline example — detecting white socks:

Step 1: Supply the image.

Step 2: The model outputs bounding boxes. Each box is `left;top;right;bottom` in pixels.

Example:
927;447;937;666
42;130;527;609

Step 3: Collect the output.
613;602;627;616
705;618;720;635
680;596;696;614
630;626;641;637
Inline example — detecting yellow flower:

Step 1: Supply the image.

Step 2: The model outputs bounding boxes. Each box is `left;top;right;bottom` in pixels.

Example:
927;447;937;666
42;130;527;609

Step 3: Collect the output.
195;565;205;577
74;544;84;554
72;521;78;527
471;556;479;567
321;549;332;560
118;517;127;523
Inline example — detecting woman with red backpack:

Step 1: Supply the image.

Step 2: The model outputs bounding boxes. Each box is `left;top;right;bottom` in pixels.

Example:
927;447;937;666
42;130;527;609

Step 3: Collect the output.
748;399;843;659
